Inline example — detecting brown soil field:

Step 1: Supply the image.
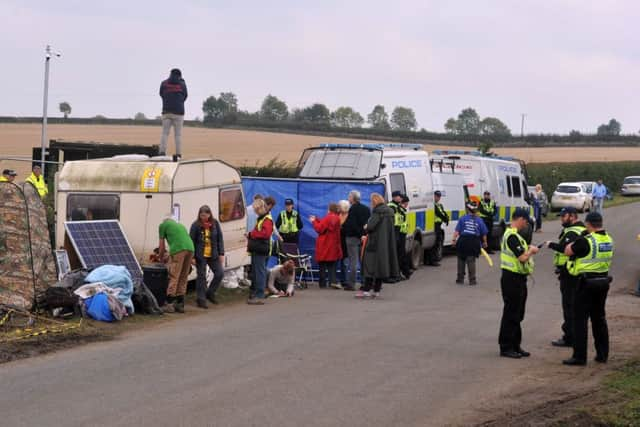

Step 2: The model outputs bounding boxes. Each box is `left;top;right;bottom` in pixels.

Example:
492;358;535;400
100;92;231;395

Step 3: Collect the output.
2;123;640;177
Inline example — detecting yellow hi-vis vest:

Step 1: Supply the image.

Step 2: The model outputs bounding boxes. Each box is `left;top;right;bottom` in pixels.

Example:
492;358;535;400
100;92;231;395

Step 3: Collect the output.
278;210;299;234
256;213;273;256
567;232;614;277
479;200;496;219
0;176;8;182
26;173;48;198
388;202;408;233
398;206;408;234
553;224;587;267
500;227;534;275
434;202;446;224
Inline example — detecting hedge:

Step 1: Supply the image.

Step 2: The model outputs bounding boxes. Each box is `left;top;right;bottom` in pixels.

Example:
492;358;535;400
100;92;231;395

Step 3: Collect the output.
526;162;640;194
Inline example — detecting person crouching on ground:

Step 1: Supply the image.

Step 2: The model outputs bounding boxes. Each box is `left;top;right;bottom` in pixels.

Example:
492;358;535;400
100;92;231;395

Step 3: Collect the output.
158;215;195;313
311;203;343;289
452;201;488;286
267;260;296;297
190;205;225;309
356;193;398;299
246;199;273;305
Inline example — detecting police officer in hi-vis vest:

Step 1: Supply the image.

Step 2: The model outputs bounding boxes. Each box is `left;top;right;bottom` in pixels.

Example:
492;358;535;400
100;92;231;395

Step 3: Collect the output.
498;208;539;359
478;191;497;253
276;198;303;244
562;211;614;366
544;207;585;348
388;191;411;280
433;190;449;267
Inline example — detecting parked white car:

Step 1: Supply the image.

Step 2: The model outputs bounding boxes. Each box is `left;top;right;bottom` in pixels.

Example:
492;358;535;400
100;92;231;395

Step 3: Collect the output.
621;176;640;196
550;182;593;212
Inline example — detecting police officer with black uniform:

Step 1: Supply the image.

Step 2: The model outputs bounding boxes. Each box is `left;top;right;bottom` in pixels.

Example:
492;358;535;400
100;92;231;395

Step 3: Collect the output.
562;212;614;366
433;191;449;267
498;208;539;359
388;191;411;280
276;198;303;244
545;207;586;348
479;191;498;253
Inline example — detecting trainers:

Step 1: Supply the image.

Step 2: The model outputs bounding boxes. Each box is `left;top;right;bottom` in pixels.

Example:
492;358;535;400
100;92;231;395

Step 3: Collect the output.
330;283;343;290
354;290;365;298
247;298;265;305
371;292;380;299
161;303;175;313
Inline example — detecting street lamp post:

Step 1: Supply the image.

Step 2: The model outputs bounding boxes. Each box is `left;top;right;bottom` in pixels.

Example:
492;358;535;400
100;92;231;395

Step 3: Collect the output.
40;45;60;176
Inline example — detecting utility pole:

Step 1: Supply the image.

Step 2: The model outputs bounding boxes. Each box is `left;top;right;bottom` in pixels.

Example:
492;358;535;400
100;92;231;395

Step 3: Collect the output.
40;45;60;177
520;113;527;138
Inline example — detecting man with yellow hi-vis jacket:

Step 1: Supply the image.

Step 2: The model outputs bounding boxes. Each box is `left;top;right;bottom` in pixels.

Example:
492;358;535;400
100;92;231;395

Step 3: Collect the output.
562;211;614;366
388;191;411;281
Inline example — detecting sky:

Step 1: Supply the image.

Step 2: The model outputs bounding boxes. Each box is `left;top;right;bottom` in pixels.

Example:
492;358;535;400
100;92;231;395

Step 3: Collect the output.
1;0;638;134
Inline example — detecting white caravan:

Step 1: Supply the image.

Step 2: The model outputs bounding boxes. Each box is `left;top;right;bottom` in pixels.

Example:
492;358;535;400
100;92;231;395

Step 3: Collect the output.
55;157;248;270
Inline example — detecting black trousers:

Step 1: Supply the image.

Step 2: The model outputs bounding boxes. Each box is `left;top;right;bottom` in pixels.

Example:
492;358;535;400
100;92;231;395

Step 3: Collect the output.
435;222;444;247
397;232;411;276
362;277;383;293
318;261;337;287
499;271;528;352
559;268;578;343
572;279;610;361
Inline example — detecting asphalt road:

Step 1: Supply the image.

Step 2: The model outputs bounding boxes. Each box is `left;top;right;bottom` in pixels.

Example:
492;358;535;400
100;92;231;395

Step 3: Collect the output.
2;204;638;427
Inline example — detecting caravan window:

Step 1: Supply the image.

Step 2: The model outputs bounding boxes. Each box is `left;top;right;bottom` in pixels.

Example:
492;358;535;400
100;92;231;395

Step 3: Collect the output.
511;176;522;198
389;173;406;197
67;194;120;221
219;187;245;223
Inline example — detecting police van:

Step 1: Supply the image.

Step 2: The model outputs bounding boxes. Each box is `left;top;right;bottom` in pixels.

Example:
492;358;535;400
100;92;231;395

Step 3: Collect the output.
429;150;532;248
297;143;442;267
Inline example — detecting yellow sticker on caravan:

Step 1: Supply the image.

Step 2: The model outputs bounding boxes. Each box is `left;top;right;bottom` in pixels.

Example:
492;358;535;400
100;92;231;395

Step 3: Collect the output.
140;167;163;192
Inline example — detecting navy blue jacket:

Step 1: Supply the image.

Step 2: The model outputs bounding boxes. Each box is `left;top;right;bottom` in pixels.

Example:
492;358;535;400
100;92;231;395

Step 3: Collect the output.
159;71;188;115
189;220;224;260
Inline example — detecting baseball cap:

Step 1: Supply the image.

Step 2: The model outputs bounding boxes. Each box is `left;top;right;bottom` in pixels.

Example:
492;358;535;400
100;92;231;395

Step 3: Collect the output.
559;206;577;215
284;198;294;206
434;190;442;197
2;169;17;176
512;207;530;220
585;211;603;224
391;191;403;198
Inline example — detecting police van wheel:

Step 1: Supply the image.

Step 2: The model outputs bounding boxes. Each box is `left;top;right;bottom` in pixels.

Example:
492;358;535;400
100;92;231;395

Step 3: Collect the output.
410;239;422;270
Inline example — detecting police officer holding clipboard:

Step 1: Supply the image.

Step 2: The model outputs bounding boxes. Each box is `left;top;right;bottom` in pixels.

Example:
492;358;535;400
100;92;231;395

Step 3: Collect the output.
561;212;614;366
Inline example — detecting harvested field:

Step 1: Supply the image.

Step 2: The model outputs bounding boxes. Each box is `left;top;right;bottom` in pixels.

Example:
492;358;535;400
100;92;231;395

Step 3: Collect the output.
2;123;640;177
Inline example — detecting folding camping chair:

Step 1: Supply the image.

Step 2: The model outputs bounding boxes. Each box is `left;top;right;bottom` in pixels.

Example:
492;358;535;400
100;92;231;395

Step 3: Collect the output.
278;242;313;289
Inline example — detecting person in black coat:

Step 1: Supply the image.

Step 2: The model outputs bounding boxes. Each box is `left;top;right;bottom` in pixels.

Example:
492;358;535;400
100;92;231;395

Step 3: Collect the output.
159;68;188;158
189;205;225;308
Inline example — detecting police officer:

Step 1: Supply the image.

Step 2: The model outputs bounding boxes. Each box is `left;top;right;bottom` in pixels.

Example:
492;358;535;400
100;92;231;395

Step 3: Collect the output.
479;191;497;253
388;191;411;280
498;208;539;359
276;198;303;244
398;195;412;279
544;207;585;348
433;190;449;267
562;212;613;366
25;164;48;198
0;169;17;183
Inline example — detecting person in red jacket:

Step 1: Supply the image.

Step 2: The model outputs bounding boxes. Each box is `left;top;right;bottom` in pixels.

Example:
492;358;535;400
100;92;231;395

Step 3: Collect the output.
311;203;343;289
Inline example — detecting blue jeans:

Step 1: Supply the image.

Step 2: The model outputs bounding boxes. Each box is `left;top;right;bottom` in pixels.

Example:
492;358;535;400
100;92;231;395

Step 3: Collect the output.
195;257;224;301
593;197;604;215
250;254;268;299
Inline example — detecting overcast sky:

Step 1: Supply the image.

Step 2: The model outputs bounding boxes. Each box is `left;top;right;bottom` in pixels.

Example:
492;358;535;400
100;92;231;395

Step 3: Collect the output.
2;0;638;134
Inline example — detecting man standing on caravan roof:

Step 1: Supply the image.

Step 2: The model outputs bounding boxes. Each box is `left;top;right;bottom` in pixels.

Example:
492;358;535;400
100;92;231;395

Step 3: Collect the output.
159;68;188;159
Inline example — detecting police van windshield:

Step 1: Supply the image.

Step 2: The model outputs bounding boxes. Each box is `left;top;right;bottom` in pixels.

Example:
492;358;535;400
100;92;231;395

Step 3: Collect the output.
298;147;382;180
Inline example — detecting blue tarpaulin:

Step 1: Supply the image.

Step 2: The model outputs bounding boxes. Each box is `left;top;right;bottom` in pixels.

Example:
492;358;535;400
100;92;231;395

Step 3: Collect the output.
242;177;385;266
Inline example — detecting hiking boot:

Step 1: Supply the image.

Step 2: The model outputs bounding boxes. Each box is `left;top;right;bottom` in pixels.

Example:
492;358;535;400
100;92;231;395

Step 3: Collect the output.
455;279;464;285
196;299;208;309
174;295;185;313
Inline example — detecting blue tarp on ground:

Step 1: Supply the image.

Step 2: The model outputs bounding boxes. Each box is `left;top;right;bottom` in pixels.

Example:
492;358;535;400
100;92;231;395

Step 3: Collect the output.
242;177;385;266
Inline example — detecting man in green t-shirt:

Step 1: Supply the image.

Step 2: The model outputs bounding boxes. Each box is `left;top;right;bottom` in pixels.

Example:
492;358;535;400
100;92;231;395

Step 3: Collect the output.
158;216;195;313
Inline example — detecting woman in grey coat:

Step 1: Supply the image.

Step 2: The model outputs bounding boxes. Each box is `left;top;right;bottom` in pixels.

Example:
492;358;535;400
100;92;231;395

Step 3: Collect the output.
356;193;399;298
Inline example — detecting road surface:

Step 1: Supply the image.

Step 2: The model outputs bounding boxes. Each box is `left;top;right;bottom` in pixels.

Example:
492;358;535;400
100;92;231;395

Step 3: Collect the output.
2;204;638;427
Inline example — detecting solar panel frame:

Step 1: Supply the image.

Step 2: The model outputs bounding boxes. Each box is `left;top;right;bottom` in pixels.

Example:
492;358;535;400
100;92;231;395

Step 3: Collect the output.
64;220;143;283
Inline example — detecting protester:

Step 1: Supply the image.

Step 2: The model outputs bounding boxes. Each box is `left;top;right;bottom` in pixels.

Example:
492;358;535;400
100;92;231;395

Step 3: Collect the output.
591;179;607;216
267;260;296;297
311;203;343;289
337;199;351;286
246;194;264;232
452;201;488;286
264;196;283;244
158;215;195;313
533;184;546;232
0;169;17;183
246;199;273;305
276;198;303;244
356;193;398;298
189;205;225;309
26;164;48;198
342;190;371;291
159;68;188;159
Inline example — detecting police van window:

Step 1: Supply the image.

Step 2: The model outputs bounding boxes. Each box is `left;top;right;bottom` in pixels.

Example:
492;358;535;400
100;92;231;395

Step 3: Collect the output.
389;173;406;197
67;194;120;221
506;177;513;197
219;187;245;223
511;176;522;198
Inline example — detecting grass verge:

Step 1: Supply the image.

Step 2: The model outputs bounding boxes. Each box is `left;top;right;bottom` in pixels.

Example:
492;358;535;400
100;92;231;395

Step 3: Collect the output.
584;359;640;426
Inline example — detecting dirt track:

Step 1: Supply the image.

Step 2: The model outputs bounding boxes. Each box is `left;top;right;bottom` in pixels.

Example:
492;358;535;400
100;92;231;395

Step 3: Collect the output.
2;123;640;178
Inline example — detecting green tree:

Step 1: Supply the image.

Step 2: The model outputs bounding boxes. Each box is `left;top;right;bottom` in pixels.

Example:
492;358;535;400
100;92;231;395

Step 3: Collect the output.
331;106;364;128
260;95;288;121
134;112;147;121
202;92;238;124
390;106;417;130
367;105;390;129
479;117;511;136
597;118;621;136
478;140;494;155
59;101;71;119
444;118;458;134
455;108;481;134
293;103;331;125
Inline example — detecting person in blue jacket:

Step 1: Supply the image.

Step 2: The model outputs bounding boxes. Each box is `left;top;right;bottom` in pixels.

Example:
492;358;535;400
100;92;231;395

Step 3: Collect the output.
452;201;488;286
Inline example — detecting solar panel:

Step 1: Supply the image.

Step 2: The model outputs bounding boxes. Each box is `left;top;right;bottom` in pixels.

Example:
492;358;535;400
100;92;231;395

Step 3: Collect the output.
64;220;143;283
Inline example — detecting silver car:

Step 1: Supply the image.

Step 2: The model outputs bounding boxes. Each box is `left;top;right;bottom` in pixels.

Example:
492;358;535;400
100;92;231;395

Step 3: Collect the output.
621;176;640;196
550;182;593;212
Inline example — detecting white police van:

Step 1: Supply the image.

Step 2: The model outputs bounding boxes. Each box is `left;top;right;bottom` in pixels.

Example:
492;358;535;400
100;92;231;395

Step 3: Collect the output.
297;143;442;267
